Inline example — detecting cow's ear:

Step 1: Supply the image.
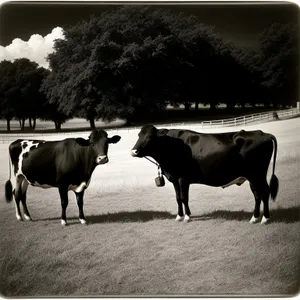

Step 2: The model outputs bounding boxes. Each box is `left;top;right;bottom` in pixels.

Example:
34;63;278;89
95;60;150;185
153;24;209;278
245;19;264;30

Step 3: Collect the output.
76;138;90;146
108;135;121;144
157;129;168;137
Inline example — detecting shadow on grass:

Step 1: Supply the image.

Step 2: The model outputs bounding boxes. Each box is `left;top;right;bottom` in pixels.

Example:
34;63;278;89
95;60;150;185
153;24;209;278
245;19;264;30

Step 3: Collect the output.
194;206;300;223
34;206;299;224
35;210;175;224
87;210;174;224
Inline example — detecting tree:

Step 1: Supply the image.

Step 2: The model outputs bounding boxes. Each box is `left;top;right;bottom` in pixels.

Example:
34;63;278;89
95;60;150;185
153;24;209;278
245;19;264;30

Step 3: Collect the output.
39;70;70;130
0;58;48;131
43;6;226;124
232;46;266;108
259;22;299;107
0;60;17;131
0;58;62;131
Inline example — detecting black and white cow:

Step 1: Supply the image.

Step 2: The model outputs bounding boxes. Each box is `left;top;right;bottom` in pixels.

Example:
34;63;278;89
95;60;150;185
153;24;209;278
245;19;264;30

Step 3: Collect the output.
131;125;279;224
5;130;121;225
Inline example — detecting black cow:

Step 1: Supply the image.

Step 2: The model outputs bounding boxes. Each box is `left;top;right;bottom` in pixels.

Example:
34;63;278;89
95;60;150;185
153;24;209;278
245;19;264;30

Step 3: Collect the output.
131;125;279;224
5;130;121;225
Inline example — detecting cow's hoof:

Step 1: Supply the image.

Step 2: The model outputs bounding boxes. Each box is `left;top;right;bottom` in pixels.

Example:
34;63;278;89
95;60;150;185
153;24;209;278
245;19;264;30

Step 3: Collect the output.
175;215;184;222
184;215;191;223
79;218;87;225
24;215;32;221
17;215;23;221
261;216;270;225
61;220;67;226
249;215;259;224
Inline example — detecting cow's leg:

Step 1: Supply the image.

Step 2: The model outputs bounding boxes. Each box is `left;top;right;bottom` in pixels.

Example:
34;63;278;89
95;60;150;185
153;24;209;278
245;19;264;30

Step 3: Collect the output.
20;179;31;221
173;181;184;221
58;185;69;226
249;182;261;224
14;176;24;221
75;191;86;225
179;178;191;222
260;180;271;225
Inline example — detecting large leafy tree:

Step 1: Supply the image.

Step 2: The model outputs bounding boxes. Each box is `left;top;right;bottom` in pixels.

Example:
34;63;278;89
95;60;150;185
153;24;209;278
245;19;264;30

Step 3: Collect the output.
0;58;46;130
43;6;222;124
259;22;299;107
0;58;65;131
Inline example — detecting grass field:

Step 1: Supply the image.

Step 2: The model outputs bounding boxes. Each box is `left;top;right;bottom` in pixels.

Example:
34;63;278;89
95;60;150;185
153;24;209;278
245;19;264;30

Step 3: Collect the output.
0;118;299;296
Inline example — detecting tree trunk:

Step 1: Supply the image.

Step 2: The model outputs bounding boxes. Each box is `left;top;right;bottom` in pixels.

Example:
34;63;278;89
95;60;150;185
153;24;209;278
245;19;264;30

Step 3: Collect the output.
194;101;199;111
6;118;10;131
89;118;96;129
32;118;36;130
29;118;33;128
226;103;235;111
55;121;61;130
20;118;26;131
210;103;216;111
184;102;190;112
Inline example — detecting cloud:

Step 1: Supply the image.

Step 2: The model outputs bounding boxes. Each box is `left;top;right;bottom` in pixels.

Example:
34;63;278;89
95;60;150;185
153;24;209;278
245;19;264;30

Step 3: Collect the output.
0;27;64;68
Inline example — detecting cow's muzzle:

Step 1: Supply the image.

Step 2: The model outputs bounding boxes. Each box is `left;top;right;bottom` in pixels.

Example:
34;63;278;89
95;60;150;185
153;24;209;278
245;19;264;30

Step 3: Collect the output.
96;155;108;164
131;149;140;157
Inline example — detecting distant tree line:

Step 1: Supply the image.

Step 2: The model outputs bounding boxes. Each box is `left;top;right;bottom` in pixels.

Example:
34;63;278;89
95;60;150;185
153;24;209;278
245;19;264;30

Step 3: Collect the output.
0;6;298;131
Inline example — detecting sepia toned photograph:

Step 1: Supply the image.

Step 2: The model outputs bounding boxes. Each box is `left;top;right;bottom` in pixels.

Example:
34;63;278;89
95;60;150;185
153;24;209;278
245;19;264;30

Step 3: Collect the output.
0;0;299;297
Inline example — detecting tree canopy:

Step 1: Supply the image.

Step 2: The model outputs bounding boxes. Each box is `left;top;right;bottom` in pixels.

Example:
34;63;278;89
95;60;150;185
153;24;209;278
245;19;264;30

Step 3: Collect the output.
0;58;68;130
259;22;299;107
42;6;224;124
1;6;298;132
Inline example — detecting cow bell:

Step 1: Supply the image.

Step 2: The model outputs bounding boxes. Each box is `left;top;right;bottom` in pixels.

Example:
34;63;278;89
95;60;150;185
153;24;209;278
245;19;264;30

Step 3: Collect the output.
155;175;165;187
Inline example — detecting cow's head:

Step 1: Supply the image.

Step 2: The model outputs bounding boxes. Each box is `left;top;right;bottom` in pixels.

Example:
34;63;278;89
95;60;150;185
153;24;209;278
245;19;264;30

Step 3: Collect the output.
76;130;121;165
131;125;168;158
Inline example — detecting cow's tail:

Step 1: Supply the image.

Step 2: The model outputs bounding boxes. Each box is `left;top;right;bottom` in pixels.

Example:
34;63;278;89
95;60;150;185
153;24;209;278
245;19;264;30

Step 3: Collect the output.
269;134;279;201
5;153;13;203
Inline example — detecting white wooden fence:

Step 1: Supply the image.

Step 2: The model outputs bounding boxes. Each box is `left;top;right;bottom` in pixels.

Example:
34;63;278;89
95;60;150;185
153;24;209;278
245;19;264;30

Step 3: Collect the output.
0;108;299;143
199;108;300;128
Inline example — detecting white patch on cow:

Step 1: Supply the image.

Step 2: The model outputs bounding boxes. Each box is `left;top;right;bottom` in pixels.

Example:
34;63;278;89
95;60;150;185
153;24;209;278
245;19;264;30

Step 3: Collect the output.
175;215;184;222
33;182;54;189
131;149;138;157
14;200;22;221
68;180;90;193
261;216;269;225
79;218;87;225
16;212;22;221
16;141;40;179
61;219;67;226
184;215;191;222
249;215;260;224
96;155;108;165
24;214;32;221
222;177;247;188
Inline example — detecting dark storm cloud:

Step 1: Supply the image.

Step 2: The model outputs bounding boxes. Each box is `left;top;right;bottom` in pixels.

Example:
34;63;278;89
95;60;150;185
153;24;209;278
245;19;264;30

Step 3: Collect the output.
0;1;299;47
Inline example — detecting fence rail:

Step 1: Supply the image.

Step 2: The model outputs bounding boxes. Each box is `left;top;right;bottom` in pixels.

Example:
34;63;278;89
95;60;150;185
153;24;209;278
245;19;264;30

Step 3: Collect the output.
0;108;299;143
199;108;300;128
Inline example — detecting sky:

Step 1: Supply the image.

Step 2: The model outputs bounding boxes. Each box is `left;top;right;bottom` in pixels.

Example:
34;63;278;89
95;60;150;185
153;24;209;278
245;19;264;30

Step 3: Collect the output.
0;1;299;68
